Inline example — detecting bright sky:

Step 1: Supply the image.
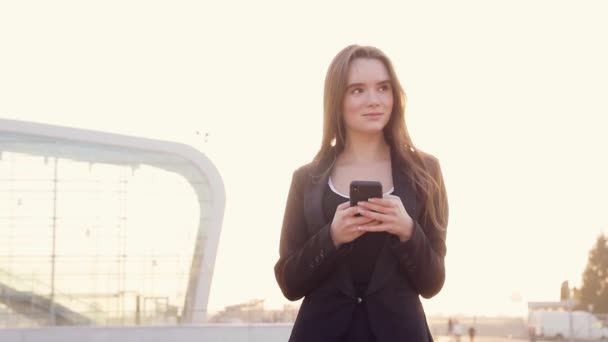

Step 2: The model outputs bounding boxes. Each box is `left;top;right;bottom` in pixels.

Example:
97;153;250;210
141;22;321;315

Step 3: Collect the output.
1;1;607;318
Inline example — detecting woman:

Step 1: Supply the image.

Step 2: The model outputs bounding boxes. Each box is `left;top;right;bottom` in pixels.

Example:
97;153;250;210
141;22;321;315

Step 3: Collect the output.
274;44;449;341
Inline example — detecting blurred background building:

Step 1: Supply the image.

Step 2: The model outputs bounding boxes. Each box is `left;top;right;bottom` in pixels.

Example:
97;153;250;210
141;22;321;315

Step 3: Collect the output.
0;118;225;327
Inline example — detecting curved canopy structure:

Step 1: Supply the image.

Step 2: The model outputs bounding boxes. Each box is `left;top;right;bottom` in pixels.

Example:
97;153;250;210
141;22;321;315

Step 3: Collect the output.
0;118;225;325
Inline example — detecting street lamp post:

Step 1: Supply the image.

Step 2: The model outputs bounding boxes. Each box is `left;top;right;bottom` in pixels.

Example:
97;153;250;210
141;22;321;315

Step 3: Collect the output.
49;157;58;325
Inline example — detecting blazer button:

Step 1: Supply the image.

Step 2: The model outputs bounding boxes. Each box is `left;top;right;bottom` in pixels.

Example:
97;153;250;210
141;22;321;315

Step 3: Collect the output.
356;297;363;304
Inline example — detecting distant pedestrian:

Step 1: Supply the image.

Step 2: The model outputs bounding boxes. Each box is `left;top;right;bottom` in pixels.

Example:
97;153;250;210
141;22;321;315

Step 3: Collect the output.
448;317;454;336
467;326;476;342
528;326;536;342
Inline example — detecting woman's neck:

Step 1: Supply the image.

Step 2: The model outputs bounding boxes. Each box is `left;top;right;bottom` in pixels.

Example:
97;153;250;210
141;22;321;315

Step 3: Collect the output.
339;132;390;165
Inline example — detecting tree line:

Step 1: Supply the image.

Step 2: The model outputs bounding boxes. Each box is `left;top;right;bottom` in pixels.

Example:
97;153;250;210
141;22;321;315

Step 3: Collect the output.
561;233;608;313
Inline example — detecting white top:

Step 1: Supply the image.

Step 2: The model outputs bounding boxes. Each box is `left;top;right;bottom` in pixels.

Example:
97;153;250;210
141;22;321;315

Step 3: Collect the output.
328;177;394;199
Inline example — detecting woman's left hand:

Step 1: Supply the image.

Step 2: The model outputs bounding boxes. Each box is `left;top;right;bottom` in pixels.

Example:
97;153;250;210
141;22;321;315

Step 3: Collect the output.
356;194;414;242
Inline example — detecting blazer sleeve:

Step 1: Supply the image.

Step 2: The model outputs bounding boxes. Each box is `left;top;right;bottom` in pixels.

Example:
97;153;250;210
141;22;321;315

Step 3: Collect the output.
274;167;350;301
390;155;449;299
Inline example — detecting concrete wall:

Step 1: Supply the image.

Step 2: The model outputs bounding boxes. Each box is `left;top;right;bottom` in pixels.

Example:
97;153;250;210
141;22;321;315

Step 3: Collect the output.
0;324;293;342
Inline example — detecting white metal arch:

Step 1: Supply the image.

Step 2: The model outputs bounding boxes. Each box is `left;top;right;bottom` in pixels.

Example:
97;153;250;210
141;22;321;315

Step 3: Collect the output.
0;117;225;323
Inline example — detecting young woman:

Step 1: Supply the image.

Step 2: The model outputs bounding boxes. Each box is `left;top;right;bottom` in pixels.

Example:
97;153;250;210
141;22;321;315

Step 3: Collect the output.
274;44;449;341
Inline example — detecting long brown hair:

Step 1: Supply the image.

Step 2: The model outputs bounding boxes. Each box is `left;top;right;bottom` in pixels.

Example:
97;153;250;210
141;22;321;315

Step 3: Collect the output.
313;44;448;231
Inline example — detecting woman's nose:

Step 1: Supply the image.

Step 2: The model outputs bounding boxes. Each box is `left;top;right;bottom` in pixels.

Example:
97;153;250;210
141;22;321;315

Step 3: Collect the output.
367;90;380;106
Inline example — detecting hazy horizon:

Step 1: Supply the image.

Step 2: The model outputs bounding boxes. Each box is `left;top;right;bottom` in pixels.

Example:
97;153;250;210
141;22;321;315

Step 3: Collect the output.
1;0;607;318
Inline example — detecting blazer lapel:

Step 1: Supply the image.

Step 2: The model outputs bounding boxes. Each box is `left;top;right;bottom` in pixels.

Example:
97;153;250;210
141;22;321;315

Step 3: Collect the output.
302;150;356;298
366;153;421;295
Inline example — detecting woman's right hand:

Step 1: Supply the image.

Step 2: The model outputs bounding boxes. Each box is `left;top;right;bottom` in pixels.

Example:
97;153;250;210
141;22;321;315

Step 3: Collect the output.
330;201;378;248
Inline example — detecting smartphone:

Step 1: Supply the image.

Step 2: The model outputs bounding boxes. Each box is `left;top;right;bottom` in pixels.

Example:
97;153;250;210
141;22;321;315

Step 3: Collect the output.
349;180;383;207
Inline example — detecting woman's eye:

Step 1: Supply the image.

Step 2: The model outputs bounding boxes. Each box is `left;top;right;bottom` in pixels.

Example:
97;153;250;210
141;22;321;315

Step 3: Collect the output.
379;85;391;92
351;88;363;94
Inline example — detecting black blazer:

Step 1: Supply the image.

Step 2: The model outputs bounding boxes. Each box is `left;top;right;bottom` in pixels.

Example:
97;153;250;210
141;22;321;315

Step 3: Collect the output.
274;149;448;342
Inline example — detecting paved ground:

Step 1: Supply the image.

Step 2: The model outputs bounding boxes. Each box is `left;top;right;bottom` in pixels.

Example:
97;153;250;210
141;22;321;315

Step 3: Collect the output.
435;336;528;342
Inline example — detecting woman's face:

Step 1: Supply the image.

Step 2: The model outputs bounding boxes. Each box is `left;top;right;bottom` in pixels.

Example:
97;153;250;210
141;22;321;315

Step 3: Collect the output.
342;58;393;137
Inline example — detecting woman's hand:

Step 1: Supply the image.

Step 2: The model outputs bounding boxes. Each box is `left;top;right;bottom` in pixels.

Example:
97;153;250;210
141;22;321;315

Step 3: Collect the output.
355;194;414;242
330;201;379;248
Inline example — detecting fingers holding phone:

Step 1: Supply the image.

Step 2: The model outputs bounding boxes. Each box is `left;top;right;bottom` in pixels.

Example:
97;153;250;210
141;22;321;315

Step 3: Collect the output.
356;194;415;242
330;202;377;248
